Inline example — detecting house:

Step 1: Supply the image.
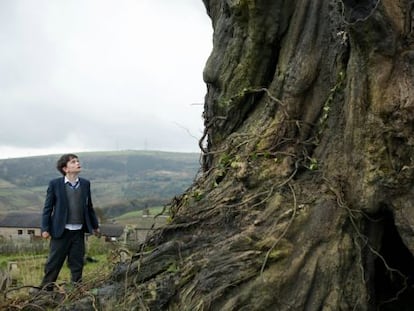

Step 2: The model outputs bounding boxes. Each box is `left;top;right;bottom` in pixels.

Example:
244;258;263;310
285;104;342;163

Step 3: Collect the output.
0;212;131;243
0;212;42;240
99;223;125;242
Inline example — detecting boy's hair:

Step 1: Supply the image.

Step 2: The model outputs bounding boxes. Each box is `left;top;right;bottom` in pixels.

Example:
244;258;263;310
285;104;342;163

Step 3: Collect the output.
56;153;78;176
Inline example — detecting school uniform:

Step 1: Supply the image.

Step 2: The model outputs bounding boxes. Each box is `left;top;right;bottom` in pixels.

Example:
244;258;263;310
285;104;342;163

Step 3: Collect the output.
40;176;99;289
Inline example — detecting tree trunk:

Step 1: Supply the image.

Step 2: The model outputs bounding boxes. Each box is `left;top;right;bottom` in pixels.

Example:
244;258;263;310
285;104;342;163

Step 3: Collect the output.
109;1;414;310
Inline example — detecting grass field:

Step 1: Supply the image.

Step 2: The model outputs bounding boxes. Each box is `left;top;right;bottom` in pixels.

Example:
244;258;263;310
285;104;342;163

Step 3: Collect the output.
114;205;167;219
1;253;110;289
1;236;119;303
0;207;167;293
112;206;169;227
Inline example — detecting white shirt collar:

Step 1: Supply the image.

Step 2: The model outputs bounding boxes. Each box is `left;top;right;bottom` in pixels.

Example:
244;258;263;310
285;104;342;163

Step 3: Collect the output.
64;176;79;186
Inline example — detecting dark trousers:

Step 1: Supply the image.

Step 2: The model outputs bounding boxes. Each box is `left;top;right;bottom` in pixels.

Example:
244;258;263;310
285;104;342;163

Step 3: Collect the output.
41;229;85;290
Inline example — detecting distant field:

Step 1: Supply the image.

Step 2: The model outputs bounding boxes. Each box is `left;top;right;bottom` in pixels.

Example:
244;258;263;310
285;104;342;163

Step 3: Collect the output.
114;206;167;219
113;206;168;227
0;185;43;212
0;150;200;215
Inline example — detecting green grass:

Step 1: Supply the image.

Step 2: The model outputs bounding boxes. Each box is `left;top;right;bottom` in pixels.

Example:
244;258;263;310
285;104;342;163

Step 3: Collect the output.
2;253;110;290
114;206;167;220
112;206;169;228
1;236;114;290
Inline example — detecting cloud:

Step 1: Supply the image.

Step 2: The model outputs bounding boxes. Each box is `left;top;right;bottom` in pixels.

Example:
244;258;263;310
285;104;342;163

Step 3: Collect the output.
0;0;211;158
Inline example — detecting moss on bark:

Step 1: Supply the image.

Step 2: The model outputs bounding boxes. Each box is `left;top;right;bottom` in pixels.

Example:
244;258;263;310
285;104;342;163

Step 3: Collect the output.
56;1;414;310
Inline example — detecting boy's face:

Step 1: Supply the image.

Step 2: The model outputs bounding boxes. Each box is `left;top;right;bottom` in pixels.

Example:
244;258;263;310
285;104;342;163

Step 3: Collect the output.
63;157;81;175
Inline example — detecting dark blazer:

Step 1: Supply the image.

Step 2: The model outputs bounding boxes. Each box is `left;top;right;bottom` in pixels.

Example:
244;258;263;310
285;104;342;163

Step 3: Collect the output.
41;177;99;238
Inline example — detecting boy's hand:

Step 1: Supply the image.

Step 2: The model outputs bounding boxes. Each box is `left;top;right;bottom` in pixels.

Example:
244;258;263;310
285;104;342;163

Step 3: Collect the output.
42;231;50;239
94;228;101;237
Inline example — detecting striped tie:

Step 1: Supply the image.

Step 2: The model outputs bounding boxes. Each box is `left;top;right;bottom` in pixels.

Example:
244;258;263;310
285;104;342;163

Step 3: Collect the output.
68;181;79;189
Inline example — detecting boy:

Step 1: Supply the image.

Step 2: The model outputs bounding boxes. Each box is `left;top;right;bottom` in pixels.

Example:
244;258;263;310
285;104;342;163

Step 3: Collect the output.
39;153;100;291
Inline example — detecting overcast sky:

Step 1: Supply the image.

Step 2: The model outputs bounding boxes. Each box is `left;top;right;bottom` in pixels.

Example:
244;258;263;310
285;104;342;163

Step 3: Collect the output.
0;0;212;159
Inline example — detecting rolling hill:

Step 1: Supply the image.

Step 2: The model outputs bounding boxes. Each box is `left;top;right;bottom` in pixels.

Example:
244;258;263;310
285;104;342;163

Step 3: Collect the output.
0;150;200;217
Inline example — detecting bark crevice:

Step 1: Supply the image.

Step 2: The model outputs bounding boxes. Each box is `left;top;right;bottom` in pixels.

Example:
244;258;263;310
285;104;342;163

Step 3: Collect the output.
371;208;414;310
50;1;414;310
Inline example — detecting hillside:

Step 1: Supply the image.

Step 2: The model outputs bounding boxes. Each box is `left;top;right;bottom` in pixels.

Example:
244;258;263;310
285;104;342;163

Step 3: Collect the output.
0;150;200;217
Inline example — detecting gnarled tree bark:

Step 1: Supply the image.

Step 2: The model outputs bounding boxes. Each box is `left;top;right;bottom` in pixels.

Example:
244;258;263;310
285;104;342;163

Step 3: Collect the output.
70;1;414;310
